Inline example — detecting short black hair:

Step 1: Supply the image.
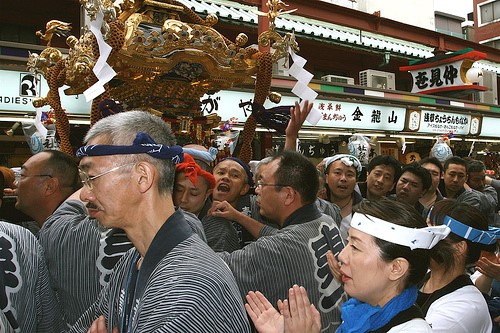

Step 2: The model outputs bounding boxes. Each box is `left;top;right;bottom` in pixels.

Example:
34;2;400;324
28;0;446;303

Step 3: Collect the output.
44;150;82;193
418;157;443;174
399;163;432;192
443;156;466;172
272;151;319;205
466;159;486;174
367;155;402;183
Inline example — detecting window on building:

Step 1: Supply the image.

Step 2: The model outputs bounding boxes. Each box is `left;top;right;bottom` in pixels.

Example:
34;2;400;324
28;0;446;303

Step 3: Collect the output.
483;38;500;49
480;0;500;24
0;24;39;44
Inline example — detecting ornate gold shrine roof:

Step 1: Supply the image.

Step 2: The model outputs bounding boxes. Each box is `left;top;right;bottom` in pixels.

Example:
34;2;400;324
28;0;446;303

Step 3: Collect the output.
27;0;298;159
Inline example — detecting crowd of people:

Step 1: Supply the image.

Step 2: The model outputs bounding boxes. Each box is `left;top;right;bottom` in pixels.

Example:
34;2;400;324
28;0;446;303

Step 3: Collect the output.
0;100;499;332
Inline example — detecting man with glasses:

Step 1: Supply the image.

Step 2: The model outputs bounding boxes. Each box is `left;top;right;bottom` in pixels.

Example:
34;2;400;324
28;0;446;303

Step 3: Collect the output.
12;150;133;327
15;150;81;228
70;110;250;333
203;101;341;252
217;151;346;332
0;170;65;332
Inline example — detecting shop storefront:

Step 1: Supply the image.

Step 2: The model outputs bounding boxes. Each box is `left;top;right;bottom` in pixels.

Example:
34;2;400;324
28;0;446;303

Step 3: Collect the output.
1;0;500;168
0;69;90;166
203;76;500;164
2;64;500;168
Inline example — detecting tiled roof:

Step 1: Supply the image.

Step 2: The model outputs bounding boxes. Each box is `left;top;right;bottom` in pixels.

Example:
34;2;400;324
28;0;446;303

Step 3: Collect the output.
178;0;500;73
178;0;435;58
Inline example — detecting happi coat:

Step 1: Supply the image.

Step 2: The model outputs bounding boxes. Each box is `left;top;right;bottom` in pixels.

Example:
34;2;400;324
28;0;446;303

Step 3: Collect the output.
219;203;346;333
69;210;250;333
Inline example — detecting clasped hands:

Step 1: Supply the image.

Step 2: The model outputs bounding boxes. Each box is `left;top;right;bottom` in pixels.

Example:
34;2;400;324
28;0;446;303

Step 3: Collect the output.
245;285;321;333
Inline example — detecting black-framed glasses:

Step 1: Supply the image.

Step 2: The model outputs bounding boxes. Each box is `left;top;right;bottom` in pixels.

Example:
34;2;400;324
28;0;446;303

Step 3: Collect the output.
79;163;135;191
256;179;289;189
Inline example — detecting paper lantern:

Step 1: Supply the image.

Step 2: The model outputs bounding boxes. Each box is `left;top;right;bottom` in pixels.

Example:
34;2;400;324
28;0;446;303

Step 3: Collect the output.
430;137;452;162
465;67;483;84
405;152;421;164
348;135;370;165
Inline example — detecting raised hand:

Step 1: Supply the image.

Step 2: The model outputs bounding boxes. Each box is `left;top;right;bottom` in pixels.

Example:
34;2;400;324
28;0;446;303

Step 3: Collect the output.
327;250;342;283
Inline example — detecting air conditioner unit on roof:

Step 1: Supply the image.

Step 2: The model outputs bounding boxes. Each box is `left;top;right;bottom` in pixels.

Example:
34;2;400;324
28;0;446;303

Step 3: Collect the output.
359;69;395;90
321;74;354;85
478;70;498;105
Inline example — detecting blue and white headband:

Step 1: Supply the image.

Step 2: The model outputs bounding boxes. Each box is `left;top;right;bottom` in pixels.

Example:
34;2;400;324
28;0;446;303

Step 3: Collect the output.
443;215;500;245
323;154;362;175
76;132;184;164
182;146;218;162
351;213;450;250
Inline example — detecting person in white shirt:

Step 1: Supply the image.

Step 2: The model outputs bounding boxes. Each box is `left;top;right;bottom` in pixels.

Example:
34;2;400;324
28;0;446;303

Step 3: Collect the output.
421;199;494;333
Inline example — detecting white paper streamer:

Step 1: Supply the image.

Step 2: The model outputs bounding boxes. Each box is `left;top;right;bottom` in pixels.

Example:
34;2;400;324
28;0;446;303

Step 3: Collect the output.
468;140;475;157
288;47;321;125
84;11;117;102
34;108;48;140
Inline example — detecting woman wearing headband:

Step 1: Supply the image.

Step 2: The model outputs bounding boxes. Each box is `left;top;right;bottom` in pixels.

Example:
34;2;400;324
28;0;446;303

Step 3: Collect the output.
246;199;448;333
422;199;494;333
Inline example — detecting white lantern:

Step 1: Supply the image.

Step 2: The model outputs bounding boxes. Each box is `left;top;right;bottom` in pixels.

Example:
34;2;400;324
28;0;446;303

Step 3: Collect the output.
465;67;483;84
348;135;370;165
430;137;452;162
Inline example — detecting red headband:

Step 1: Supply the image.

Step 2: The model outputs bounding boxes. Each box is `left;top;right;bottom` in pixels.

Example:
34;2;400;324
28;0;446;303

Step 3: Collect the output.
175;153;216;189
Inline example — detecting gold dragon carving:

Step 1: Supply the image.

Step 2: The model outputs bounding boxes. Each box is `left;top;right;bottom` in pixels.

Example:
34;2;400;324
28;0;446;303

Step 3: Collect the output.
28;0;298;161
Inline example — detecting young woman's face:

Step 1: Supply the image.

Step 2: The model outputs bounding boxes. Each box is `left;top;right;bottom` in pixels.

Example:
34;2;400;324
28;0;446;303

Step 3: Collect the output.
338;228;397;306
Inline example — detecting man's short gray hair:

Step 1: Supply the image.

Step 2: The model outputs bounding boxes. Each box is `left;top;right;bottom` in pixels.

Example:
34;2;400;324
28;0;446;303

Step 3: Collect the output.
84;111;177;194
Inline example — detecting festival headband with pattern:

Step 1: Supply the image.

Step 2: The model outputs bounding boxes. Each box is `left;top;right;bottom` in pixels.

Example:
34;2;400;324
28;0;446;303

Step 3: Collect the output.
442;215;500;245
76;132;184;164
350;213;451;250
323;154;362;175
182;147;218;163
176;153;216;189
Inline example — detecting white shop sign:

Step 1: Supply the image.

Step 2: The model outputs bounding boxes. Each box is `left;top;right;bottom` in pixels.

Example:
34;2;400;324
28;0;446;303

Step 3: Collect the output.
0;69;91;115
201;90;405;131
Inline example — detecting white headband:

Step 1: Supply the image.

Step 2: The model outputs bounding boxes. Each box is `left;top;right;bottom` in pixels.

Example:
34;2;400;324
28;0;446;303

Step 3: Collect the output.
350;213;450;250
323;154;362;174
